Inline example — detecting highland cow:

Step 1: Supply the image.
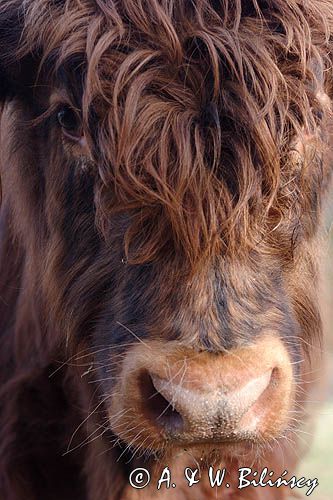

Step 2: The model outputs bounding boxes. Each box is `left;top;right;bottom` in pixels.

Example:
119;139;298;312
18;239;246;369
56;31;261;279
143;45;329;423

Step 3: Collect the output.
0;1;333;499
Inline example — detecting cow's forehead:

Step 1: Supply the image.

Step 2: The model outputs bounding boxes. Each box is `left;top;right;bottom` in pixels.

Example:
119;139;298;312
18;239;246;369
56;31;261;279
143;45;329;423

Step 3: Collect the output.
6;0;331;268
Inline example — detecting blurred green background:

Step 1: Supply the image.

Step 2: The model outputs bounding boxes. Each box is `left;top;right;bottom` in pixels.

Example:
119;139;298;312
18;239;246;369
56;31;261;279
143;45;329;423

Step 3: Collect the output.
299;401;333;499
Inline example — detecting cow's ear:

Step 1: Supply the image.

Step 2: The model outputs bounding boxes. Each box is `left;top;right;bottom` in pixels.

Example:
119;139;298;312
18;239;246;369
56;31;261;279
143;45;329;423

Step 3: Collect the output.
0;1;38;100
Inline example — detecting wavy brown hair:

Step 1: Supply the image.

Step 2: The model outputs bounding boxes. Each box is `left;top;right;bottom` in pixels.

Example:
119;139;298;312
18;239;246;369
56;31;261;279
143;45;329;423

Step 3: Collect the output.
3;0;332;265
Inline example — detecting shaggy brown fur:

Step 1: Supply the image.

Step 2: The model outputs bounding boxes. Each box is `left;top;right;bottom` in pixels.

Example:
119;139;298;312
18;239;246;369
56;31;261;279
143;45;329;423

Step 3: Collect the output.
0;1;333;499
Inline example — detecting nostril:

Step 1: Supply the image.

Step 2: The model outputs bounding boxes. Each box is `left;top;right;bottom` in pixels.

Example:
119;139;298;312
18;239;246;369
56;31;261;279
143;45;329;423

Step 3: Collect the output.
139;371;184;433
270;366;280;386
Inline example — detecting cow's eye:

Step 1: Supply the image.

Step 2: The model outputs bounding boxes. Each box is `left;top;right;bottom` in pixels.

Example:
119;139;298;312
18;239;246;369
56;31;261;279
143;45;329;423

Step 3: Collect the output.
57;106;81;140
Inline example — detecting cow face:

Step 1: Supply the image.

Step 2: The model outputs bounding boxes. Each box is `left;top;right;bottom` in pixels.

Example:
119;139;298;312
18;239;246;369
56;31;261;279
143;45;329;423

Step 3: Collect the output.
0;0;332;468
